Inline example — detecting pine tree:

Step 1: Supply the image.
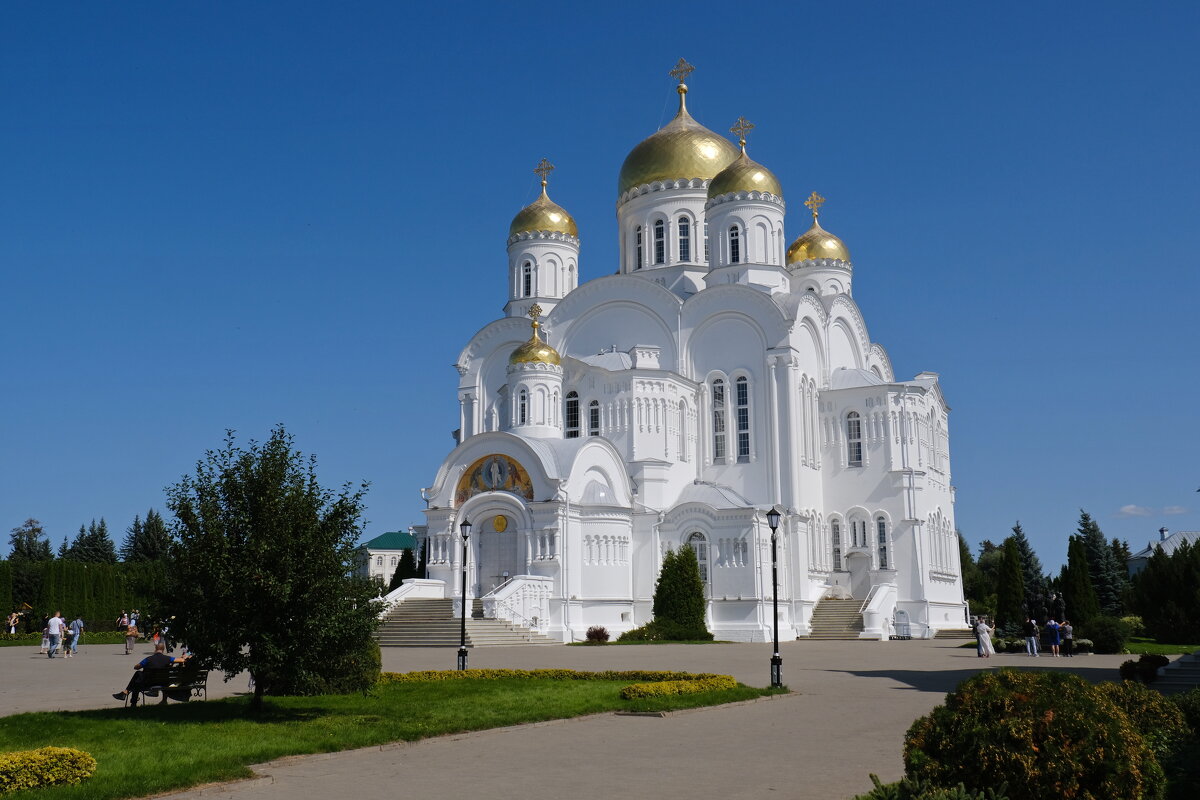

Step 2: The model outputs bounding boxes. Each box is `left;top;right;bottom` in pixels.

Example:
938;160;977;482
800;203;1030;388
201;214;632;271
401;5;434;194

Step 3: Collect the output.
1077;510;1124;616
121;515;143;561
1009;522;1047;618
68;519;118;563
7;519;52;561
995;537;1025;629
1060;535;1099;626
122;509;171;562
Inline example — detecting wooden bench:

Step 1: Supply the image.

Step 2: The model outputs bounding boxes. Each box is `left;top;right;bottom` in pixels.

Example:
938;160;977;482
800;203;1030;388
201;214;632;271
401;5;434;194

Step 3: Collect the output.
126;664;208;706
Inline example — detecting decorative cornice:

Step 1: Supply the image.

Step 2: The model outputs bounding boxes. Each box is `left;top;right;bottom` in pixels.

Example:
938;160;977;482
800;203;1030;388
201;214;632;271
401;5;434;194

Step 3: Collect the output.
704;190;785;210
790;257;852;272
506;230;581;248
616;178;709;208
506;361;564;376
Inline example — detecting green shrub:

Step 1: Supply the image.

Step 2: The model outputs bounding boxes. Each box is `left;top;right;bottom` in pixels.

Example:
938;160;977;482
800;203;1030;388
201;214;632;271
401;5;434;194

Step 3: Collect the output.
1074;638;1093;653
585;625;609;643
273;639;380;695
1120;659;1140;682
616;619;713;642
904;670;1164;800
1122;615;1147;637
1139;654;1171;683
0;746;97;794
853;774;1009;800
1170;688;1200;735
1098;680;1190;762
1086;616;1131;654
619;675;736;699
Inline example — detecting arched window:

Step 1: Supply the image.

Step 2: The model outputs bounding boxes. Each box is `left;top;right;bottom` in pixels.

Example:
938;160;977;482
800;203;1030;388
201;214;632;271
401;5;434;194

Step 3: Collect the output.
565;391;580;438
729;225;741;264
704;221;710;261
376;556;383;566
687;532;709;583
588;400;600;436
831;521;842;570
678;216;691;262
522;261;532;298
635;226;643;270
877;517;889;569
653;219;665;264
517;389;528;425
390;556;397;567
735;376;750;463
711;379;727;463
847;411;863;466
678;402;688;461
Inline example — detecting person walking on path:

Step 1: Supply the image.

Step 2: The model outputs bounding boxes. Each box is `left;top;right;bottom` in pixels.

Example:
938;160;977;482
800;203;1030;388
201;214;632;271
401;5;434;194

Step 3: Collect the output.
1060;619;1074;657
46;611;66;659
124;621;139;655
68;615;84;656
38;617;49;654
975;617;996;658
1023;618;1040;657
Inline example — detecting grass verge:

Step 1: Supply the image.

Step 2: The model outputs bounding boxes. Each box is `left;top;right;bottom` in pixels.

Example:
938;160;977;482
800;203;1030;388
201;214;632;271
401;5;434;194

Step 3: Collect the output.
0;633;130;647
0;677;783;799
1125;637;1200;656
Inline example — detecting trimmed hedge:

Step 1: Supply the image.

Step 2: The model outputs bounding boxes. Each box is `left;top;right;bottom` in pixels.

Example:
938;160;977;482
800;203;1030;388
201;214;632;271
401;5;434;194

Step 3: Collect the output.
381;668;730;684
619;675;737;699
0;747;97;795
905;670;1165;799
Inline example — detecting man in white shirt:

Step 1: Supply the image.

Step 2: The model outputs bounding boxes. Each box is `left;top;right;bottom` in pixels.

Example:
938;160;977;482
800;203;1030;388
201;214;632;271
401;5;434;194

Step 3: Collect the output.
46;611;66;659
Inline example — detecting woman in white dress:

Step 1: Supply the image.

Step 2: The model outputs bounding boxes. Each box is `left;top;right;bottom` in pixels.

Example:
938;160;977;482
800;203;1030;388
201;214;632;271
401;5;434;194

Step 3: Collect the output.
976;617;996;658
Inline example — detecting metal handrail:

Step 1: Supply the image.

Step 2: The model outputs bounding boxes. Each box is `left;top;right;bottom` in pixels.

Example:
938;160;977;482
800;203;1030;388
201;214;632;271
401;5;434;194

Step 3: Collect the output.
493;595;541;633
859;584;880;615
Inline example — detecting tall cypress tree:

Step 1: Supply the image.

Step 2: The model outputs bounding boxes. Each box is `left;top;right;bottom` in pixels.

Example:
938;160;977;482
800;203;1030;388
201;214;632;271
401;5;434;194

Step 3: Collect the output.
1077;509;1124;616
1060;535;1099;626
995;537;1025;629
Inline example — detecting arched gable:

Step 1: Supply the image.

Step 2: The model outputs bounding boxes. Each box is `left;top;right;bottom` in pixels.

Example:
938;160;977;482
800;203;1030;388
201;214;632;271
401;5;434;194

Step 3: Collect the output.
550;275;681;369
565;438;634;507
423;431;562;509
456;316;535;388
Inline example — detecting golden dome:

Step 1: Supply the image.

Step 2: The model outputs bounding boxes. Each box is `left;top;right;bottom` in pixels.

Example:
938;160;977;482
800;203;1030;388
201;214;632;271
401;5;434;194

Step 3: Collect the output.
787;192;850;264
509;304;561;366
617;84;739;197
509;186;577;238
708;147;783;199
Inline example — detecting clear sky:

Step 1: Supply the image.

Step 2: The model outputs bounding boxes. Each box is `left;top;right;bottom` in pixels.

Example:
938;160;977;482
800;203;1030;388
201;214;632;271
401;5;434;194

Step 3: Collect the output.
3;1;1197;572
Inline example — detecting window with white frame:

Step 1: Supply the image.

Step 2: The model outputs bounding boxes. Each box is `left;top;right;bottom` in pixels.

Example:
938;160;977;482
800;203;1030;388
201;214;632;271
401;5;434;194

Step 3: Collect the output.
653;219;665;264
711;378;727;463
735;376;750;463
635;226;643;269
729;225;740;264
522;261;532;297
390;556;397;567
687;532;709;583
877;517;889;569
678;402;688;461
831;520;842;570
588;400;600;436
704;221;709;261
847;411;863;467
565;391;580;438
376;556;383;566
517;389;528;425
678;216;691;262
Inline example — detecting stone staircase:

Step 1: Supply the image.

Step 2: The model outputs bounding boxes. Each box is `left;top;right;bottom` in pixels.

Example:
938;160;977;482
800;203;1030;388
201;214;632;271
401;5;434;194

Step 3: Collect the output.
375;597;558;647
803;598;865;640
934;628;975;640
1155;649;1200;695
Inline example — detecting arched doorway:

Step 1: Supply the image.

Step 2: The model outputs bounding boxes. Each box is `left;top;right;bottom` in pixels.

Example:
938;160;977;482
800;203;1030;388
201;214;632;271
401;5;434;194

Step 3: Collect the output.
474;513;522;595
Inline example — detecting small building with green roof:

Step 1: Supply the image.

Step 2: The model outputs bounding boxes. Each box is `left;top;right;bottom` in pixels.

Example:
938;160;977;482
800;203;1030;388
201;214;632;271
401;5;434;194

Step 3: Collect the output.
357;529;419;585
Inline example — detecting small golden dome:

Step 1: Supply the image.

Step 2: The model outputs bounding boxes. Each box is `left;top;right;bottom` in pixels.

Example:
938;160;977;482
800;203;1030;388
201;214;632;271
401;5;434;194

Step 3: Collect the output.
708;147;783;199
509;304;561;366
787;192;850;264
509;186;577;238
618;84;739;197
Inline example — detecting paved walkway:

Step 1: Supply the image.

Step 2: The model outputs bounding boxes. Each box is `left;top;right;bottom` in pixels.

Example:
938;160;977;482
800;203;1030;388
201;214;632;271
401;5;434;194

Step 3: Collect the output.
0;641;1137;799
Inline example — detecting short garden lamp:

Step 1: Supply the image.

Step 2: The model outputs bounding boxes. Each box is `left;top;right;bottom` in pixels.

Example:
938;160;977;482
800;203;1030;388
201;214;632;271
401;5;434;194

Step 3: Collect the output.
458;518;472;671
766;506;783;688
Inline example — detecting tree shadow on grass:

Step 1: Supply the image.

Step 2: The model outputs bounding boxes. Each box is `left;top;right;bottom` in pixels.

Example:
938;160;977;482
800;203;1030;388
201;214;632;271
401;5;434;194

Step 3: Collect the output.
1;697;326;728
830;659;1124;695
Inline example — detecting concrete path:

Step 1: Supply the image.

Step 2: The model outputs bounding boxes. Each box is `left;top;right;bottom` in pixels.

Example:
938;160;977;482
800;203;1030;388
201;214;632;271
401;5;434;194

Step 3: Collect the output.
0;641;1137;799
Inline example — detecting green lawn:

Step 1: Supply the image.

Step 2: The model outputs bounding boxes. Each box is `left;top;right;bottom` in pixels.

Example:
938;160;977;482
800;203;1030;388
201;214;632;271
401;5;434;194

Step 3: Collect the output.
1125;637;1200;656
0;633;129;647
0;677;783;799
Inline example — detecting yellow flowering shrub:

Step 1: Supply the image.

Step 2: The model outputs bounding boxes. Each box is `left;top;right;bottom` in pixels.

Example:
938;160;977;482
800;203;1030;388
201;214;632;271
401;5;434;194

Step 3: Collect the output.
619;675;737;699
0;747;97;795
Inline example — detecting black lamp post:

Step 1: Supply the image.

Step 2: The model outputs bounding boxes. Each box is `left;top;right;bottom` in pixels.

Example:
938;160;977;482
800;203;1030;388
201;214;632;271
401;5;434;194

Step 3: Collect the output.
457;518;472;671
766;506;783;688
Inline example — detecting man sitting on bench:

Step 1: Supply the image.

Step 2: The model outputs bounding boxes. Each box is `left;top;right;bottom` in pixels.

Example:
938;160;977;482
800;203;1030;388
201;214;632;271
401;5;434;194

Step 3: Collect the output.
112;642;182;706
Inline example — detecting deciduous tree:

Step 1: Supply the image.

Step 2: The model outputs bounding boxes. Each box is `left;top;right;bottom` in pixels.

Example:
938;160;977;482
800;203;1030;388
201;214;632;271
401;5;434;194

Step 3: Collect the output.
162;426;382;710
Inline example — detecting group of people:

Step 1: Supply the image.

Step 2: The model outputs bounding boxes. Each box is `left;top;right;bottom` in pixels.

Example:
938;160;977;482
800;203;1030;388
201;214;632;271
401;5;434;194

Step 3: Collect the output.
5;611;22;634
37;611;85;658
971;615;1075;658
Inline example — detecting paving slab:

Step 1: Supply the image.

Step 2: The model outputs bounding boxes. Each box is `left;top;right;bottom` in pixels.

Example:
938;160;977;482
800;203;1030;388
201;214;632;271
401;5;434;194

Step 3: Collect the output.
0;640;1138;799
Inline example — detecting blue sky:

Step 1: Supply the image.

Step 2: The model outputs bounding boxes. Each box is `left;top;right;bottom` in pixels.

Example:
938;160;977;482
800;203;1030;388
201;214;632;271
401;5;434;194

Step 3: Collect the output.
2;1;1197;572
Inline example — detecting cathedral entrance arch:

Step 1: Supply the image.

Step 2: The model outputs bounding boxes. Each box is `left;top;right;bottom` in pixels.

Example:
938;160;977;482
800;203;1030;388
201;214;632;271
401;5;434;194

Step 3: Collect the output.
844;551;871;599
475;513;523;595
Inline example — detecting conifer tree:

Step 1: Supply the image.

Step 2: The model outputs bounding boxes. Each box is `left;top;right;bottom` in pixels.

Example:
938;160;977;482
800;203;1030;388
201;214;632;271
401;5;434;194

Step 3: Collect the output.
121;515;143;561
68;519;118;563
1009;522;1047;617
1077;510;1124;616
122;509;171;562
7;519;52;561
995;537;1025;628
1060;535;1099;626
651;544;709;639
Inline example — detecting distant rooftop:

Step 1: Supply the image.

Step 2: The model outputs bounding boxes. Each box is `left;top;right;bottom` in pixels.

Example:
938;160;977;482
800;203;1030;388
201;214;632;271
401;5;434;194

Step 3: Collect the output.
1130;529;1200;560
360;530;417;551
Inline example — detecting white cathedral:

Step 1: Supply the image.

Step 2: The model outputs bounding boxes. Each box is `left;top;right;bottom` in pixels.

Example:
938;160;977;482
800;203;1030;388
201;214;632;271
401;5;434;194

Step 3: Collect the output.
407;62;967;642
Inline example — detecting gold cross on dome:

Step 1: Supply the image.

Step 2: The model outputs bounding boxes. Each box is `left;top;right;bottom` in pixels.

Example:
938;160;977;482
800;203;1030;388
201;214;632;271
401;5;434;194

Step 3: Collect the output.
730;116;755;147
669;58;695;85
804;191;826;220
533;158;555;186
528;303;543;324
